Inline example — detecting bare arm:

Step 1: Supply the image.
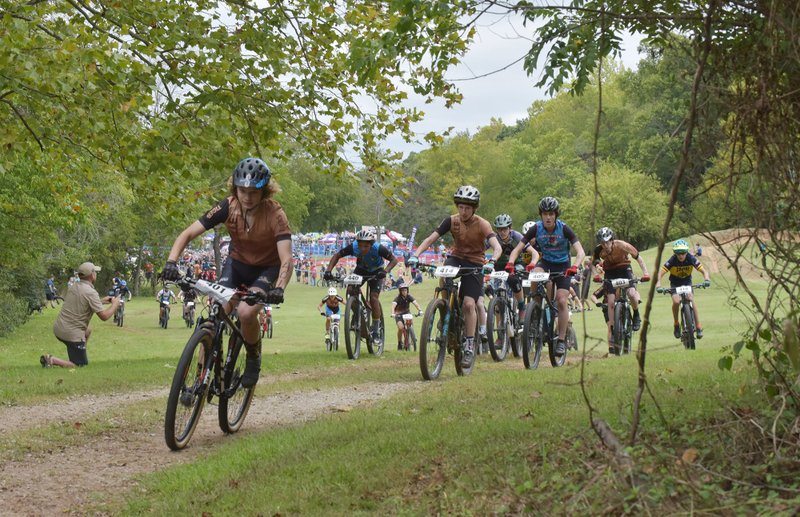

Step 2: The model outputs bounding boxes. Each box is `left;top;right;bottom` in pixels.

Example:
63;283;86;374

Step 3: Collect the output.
168;221;206;262
325;251;342;274
487;235;502;262
572;241;586;270
413;231;441;258
507;240;526;265
96;298;120;321
385;255;399;275
275;239;293;289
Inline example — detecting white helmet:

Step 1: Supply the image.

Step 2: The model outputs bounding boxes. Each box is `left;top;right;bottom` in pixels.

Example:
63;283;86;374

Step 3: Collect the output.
328;287;338;297
494;214;512;229
355;229;376;242
522;221;535;234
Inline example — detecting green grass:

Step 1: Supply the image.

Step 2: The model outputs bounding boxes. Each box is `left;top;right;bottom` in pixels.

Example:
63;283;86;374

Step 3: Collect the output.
3;266;793;515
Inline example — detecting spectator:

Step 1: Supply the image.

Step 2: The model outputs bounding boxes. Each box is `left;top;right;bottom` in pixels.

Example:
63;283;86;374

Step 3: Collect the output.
695;243;703;257
45;275;59;308
41;262;120;368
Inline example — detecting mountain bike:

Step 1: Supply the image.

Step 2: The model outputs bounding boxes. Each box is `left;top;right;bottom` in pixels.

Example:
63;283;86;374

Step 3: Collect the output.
183;299;196;328
159;301;171;328
325;312;341;352
521;271;576;369
398;312;419;351
658;283;707;350
485;271;522;362
110;287;125;327
164;277;266;450
418;265;482;380
335;272;385;360
259;304;275;339
603;276;648;355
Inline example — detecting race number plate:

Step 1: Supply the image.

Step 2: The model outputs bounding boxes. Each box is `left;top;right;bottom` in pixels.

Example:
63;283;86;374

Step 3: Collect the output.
489;271;509;281
521;279;532;288
402;313;413;321
528;272;550;282
611;278;631;288
434;266;459;278
330;313;340;321
675;285;693;295
185;301;195;307
194;279;237;304
343;274;363;286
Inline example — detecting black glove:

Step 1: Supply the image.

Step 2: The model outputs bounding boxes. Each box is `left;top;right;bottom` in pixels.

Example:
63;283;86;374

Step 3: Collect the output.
375;270;387;280
323;271;333;281
265;287;284;304
163;260;180;281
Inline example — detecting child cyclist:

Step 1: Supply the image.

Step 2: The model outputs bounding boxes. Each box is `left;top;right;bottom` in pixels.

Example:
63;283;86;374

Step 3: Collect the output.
318;287;344;347
656;239;711;339
391;283;422;350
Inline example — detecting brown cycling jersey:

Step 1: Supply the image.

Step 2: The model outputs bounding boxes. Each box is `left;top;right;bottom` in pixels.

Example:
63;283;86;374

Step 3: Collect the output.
435;214;495;264
592;240;638;271
199;196;292;267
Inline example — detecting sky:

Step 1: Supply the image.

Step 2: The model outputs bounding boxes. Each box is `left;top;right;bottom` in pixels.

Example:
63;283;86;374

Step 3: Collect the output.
384;12;644;158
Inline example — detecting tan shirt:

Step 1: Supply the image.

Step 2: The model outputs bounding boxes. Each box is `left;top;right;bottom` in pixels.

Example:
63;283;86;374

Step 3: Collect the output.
53;279;104;342
446;214;494;264
592;240;638;271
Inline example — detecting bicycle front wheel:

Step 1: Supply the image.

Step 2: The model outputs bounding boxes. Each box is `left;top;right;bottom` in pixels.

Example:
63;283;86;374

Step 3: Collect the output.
344;296;361;360
522;300;543;369
419;298;447;380
218;331;255;434
165;330;211;450
117;307;124;327
267;318;273;339
612;304;625;356
681;302;696;350
487;296;509;362
332;325;339;351
409;325;417;352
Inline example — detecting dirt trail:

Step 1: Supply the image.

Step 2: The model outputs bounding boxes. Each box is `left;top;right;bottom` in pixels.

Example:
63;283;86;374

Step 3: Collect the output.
0;381;416;516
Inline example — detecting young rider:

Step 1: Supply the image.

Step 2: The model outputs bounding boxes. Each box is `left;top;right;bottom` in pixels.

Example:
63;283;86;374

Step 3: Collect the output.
507;196;585;357
318;287;344;346
391;283;422;350
161;157;293;388
323;229;399;343
656;239;711;339
493;213;527;321
408;185;503;367
591;227;650;352
156;285;177;322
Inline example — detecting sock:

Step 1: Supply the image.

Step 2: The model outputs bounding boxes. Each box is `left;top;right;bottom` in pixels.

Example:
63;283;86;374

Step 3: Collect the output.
634;309;640;318
479;325;486;335
518;300;526;311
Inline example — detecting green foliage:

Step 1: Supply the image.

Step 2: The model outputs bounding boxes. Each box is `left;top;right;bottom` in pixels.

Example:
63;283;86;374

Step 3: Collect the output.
0;291;30;337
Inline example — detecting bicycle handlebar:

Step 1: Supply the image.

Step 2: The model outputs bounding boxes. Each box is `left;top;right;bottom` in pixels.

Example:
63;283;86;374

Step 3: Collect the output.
170;277;269;306
657;284;708;295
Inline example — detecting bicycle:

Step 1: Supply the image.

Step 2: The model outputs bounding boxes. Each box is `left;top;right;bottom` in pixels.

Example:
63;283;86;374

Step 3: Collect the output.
334;272;385;360
259;304;275;339
485;271;522;362
418;264;483;380
602;276;648;355
521;271;577;369
657;283;707;350
110;287;125;327
159;301;171;328
183;299;196;328
164;277;265;450
397;312;420;351
324;312;341;352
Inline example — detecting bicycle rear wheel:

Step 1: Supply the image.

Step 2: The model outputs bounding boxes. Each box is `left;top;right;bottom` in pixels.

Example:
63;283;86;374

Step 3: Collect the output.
681;302;696;350
419;298;447;380
117;306;124;327
267;318;273;339
486;297;509;362
368;311;385;357
454;305;474;376
548;311;566;367
344;296;361;360
165;330;211;450
219;330;255;434
522;301;543;369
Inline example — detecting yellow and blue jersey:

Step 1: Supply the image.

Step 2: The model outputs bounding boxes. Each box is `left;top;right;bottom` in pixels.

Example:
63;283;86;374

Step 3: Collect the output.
661;253;704;284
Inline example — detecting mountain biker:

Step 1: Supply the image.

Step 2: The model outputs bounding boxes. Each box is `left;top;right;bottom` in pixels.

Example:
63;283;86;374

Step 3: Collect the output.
492;213;527;323
161;157;293;388
391;283;422;350
156;285;177;322
507;196;586;357
179;286;198;322
656;239;711;339
408;185;503;368
318;287;344;346
591;227;650;352
323;229;398;343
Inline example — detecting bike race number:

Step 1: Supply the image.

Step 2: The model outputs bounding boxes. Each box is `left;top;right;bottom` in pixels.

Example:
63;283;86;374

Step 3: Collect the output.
194;279;238;304
330;313;341;321
611;278;631;288
521;279;532;288
489;271;509;281
343;274;363;286
434;266;459;278
528;271;550;283
402;313;413;321
675;285;693;295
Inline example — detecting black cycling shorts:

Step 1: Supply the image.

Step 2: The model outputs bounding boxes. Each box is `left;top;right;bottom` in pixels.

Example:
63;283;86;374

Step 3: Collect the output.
218;258;280;293
445;256;483;302
604;267;633;295
534;260;571;291
56;337;88;366
352;267;385;294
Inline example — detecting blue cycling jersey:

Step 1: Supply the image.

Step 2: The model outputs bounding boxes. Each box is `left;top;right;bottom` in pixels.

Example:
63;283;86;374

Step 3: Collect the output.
338;242;392;272
525;220;577;264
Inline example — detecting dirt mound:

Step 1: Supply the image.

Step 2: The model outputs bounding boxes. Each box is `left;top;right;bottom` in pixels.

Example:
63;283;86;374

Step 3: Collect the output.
684;228;776;280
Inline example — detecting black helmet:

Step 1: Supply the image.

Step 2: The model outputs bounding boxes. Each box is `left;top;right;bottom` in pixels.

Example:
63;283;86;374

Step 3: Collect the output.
538;196;560;216
233;158;271;189
453;185;480;207
596;227;614;243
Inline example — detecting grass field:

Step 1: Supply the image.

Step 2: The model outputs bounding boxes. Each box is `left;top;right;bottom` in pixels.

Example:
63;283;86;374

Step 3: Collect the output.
1;251;793;515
